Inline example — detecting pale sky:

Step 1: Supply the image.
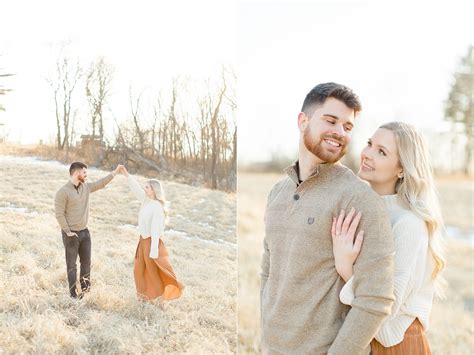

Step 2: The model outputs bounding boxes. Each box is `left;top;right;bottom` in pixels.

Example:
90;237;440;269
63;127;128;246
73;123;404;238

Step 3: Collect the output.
0;0;237;144
238;0;474;162
1;1;473;164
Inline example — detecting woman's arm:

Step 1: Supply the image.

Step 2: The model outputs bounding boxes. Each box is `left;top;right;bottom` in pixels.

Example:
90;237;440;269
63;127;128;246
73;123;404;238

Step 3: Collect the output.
149;204;165;259
338;213;428;347
374;215;428;346
123;166;146;202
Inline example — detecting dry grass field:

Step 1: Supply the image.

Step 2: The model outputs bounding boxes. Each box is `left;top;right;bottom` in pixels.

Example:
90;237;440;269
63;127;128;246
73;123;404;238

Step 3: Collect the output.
238;171;474;355
0;155;236;354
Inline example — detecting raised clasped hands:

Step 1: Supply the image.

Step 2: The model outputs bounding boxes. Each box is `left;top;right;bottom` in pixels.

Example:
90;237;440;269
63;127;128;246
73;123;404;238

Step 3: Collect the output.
113;164;129;176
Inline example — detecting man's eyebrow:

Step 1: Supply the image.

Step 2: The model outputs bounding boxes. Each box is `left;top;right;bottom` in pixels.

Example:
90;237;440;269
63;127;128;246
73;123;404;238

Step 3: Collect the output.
322;114;339;120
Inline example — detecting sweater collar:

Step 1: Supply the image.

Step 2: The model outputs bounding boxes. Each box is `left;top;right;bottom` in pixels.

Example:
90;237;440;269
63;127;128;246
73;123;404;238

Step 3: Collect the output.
284;160;344;187
381;194;404;212
67;180;82;189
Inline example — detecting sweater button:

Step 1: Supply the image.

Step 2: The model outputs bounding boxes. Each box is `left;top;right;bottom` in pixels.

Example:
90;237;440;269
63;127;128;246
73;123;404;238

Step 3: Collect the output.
293;194;300;201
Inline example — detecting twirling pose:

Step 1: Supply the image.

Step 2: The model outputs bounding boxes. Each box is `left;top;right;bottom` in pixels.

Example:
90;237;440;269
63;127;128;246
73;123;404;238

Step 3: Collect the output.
332;122;445;354
119;166;184;303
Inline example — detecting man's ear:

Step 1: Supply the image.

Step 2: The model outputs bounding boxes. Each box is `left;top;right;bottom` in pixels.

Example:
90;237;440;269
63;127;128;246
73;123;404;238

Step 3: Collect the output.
298;112;308;132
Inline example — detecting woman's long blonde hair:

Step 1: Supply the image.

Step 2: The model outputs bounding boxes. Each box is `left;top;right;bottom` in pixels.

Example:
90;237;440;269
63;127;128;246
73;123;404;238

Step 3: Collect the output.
379;122;446;288
147;179;169;220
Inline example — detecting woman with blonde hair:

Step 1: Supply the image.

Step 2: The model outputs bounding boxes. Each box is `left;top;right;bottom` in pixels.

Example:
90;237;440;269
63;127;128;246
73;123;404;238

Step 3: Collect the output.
119;166;184;304
332;121;445;354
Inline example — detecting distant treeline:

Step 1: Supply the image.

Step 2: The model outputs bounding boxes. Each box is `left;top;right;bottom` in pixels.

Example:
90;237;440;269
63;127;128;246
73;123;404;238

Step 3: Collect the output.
46;51;236;191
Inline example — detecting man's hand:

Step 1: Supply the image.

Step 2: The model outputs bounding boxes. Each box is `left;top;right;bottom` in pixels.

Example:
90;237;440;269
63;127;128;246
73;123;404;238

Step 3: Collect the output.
113;164;125;176
66;232;78;238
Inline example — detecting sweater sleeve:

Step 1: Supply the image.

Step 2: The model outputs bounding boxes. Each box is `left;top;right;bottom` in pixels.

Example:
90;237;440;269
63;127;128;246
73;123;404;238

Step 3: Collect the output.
329;189;395;355
374;214;428;346
261;182;282;301
149;204;165;259
339;276;355;305
88;173;114;193
261;238;270;299
54;189;71;234
127;175;146;202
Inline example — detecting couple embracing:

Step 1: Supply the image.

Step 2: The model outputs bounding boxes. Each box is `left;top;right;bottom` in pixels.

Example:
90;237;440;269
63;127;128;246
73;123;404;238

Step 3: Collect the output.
54;162;184;304
261;82;445;354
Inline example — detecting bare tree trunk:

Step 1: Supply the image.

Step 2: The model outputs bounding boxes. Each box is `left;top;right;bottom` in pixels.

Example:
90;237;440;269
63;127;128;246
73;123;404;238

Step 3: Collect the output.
209;82;226;189
129;84;145;153
47;53;82;152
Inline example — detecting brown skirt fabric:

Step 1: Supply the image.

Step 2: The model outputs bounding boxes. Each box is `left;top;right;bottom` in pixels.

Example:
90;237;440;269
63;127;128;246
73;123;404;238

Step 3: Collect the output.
370;318;431;355
134;236;184;301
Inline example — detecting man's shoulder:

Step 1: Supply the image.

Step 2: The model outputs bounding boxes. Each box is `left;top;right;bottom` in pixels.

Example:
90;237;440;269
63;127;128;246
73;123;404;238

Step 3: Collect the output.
266;176;291;204
336;166;384;203
56;182;71;195
269;176;291;194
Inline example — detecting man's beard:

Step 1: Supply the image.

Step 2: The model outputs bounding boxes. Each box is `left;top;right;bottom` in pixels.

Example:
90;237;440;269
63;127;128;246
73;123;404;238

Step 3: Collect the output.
303;129;347;163
78;176;86;183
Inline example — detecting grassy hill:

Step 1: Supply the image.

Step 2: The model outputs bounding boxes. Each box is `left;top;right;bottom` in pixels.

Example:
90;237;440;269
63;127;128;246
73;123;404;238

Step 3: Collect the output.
0;155;236;354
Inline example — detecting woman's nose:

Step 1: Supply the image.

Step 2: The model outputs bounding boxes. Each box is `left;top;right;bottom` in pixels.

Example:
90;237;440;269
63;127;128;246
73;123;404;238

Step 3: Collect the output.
361;147;372;160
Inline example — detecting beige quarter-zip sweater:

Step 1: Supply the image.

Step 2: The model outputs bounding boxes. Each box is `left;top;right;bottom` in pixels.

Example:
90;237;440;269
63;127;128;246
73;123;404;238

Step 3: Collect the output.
54;174;114;234
261;162;395;355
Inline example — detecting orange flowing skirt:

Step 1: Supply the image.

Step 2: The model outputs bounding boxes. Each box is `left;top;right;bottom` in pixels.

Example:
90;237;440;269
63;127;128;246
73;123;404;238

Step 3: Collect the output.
371;318;431;355
134;236;184;301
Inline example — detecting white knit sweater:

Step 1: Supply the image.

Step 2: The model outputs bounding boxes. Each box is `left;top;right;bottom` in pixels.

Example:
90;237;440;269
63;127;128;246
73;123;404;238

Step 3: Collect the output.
339;194;434;347
127;175;165;258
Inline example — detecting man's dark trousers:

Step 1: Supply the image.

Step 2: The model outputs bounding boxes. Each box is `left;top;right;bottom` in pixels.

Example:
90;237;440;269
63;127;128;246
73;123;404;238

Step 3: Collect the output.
62;228;91;297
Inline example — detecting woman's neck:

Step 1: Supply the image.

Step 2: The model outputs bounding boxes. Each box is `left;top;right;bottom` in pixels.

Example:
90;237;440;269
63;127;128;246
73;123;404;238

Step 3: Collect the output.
370;181;397;196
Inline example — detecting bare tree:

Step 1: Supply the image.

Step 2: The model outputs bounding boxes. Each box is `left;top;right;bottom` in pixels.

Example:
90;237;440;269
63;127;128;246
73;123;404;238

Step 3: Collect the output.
129;84;146;154
106;72;236;191
151;94;162;157
0;56;15;143
46;53;82;150
0;56;14;112
445;45;474;175
85;57;113;141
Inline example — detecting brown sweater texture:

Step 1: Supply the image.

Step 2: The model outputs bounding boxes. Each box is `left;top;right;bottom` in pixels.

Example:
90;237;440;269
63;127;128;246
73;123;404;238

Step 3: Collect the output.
54;174;114;233
261;162;395;355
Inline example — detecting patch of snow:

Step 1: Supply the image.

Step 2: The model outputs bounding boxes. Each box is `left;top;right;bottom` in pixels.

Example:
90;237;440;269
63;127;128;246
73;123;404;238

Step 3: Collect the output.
446;225;474;246
0;203;38;215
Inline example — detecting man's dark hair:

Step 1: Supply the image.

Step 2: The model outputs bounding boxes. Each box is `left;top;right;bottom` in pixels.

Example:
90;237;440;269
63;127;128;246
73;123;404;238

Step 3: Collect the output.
69;161;87;176
301;82;362;116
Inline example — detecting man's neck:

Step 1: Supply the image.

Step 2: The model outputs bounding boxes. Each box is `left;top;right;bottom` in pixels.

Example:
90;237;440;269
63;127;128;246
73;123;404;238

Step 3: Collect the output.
298;148;325;182
70;177;81;187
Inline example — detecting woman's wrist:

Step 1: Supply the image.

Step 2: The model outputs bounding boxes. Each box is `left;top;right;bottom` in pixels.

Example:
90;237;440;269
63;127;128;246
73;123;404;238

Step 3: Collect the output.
335;264;353;283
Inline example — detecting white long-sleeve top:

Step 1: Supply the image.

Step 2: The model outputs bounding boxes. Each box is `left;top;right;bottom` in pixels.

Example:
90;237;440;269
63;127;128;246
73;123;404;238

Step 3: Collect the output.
127;175;165;258
339;194;434;347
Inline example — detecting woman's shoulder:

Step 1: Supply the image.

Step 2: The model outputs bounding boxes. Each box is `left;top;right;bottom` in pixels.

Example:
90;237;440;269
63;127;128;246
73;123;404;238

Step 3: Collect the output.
149;200;165;211
391;208;429;245
392;207;425;227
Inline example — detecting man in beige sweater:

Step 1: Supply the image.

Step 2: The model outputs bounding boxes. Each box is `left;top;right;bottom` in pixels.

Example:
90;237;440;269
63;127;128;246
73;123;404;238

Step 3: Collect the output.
261;83;395;354
55;161;122;299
